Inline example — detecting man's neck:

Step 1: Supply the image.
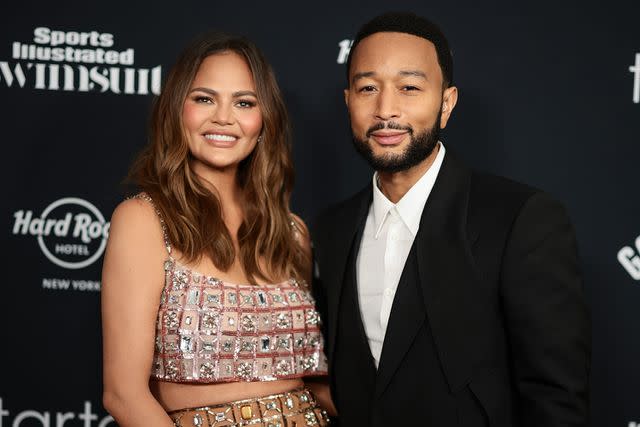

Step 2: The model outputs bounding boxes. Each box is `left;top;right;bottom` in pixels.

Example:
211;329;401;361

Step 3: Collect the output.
377;144;440;204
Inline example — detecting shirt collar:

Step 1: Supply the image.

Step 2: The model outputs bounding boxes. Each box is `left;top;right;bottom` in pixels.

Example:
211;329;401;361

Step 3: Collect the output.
372;141;446;238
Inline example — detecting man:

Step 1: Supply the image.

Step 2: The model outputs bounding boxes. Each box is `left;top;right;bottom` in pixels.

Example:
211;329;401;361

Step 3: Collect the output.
312;12;590;426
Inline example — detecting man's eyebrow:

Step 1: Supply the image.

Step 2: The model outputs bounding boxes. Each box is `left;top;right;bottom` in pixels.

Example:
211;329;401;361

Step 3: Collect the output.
351;70;427;84
398;70;427;78
351;71;375;84
189;87;257;97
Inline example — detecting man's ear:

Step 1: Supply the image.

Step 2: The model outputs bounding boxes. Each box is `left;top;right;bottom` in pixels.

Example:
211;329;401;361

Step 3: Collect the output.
440;85;458;129
344;88;350;109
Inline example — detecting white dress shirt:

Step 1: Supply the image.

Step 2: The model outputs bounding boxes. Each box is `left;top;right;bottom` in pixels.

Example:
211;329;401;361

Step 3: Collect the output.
356;142;446;368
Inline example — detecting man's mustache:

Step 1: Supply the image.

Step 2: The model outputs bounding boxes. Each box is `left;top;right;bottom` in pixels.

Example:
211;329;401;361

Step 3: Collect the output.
366;122;413;137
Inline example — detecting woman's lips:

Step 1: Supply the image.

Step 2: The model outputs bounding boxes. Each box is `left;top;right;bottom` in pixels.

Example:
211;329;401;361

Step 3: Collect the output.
203;133;239;147
370;132;408;146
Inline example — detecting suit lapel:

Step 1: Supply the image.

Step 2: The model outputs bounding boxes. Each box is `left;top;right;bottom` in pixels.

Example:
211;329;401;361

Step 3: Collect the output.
324;186;372;364
416;152;481;392
374;151;481;396
375;243;425;397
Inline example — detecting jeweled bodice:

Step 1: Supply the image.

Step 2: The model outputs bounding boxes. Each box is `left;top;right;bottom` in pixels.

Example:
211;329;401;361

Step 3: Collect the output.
151;258;328;383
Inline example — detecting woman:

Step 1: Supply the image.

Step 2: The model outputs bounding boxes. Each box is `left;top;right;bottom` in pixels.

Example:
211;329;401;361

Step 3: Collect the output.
101;32;333;426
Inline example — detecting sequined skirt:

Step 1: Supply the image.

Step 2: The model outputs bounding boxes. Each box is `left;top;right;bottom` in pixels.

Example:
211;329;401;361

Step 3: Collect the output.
168;387;330;427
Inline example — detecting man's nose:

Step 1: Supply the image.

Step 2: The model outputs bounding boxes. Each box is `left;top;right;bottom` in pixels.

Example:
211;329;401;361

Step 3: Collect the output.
374;89;400;121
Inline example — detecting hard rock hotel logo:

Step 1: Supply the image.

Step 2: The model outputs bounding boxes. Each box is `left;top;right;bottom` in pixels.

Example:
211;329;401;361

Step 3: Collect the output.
0;27;161;95
12;197;110;270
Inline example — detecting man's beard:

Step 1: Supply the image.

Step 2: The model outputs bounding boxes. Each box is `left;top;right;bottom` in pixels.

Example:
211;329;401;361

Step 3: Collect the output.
351;114;441;173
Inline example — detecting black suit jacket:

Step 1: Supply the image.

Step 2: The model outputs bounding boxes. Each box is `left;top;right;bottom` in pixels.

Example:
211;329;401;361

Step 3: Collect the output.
313;151;591;426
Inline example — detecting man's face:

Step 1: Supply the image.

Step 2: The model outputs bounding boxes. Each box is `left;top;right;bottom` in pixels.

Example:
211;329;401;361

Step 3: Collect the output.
345;32;457;173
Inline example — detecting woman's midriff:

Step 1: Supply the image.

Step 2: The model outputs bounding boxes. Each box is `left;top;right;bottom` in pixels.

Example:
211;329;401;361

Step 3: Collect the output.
150;378;306;412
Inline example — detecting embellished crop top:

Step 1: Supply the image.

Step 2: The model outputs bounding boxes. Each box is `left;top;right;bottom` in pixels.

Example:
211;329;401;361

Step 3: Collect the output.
137;194;329;384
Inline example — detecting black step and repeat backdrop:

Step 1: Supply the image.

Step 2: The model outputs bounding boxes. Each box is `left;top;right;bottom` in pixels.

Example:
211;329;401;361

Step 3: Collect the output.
1;1;638;425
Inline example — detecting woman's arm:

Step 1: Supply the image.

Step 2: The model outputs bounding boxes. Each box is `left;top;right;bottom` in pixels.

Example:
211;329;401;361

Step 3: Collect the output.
101;198;175;426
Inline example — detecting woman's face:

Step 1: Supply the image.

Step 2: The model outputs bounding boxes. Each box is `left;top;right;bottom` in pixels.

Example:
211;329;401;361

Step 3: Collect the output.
183;51;263;174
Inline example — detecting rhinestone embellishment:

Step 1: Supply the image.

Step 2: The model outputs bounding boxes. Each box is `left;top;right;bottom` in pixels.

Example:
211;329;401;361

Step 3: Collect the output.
300;354;317;371
305;411;318;425
308;335;319;347
275;359;290;376
187;289;200;305
202;313;218;329
163;311;179;329
172;270;189;289
271;293;285;304
180;336;193;352
265;401;278;411
192;414;203;426
241;315;256;332
305;309;320;326
237;362;253;380
276;312;292;329
222;340;234;352
228;293;237;305
256;291;268;306
277;336;291;350
285;396;294;409
241;340;256;352
199;362;215;379
207;277;221;286
165;360;179;379
241;405;253;420
154;255;328;383
240;293;254;306
201;341;215;352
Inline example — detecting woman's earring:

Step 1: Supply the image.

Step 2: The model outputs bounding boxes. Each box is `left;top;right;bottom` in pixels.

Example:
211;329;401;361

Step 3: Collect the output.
257;135;264;143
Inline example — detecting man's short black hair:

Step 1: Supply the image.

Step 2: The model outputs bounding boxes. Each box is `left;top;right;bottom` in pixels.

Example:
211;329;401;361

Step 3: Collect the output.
346;11;454;88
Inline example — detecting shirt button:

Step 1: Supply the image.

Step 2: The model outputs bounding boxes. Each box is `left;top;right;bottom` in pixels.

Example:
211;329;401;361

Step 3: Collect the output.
384;288;393;298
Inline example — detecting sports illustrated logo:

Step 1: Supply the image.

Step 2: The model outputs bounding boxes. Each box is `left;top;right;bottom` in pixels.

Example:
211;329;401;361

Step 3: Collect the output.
631;53;640;103
618;234;640;280
0;27;161;95
0;397;114;427
12;197;110;271
337;39;353;64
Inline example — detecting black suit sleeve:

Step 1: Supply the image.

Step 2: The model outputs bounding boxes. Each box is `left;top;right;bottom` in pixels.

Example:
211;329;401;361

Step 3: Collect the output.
311;241;329;344
500;192;591;426
310;215;330;355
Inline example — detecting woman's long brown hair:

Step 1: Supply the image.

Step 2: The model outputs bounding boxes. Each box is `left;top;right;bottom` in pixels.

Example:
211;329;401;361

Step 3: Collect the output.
129;32;308;284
